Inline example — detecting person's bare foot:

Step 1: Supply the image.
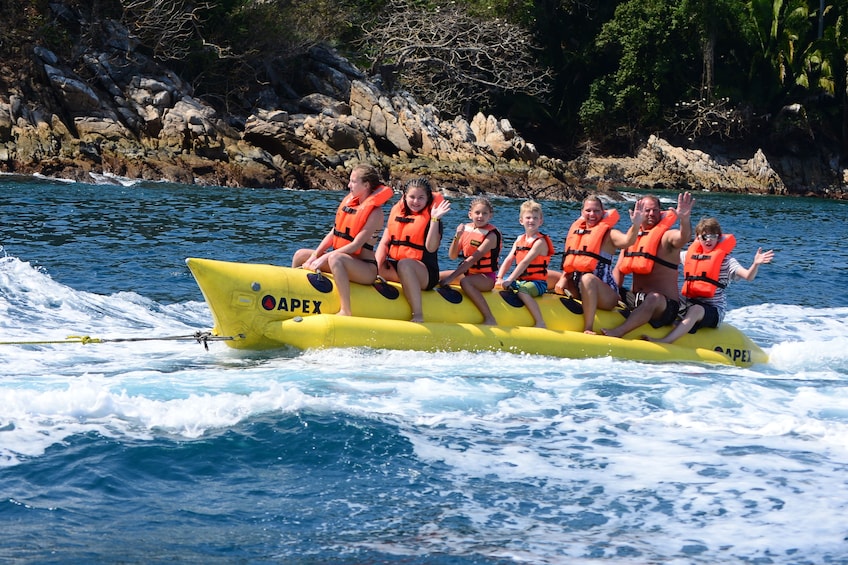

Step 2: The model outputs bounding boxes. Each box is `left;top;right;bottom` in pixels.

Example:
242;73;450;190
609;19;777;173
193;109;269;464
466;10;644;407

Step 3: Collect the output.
601;328;622;338
482;317;497;326
410;314;424;323
584;329;597;335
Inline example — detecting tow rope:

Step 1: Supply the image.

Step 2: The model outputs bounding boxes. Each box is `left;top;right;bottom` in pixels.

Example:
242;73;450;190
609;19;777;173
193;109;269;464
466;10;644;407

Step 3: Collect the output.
0;331;243;351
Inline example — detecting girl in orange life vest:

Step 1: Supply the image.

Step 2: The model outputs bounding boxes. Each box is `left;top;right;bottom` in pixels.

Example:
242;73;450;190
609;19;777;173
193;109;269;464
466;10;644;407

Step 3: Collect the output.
553;195;646;334
496;200;555;328
376;177;451;323
644;217;774;344
439;197;503;325
292;163;393;316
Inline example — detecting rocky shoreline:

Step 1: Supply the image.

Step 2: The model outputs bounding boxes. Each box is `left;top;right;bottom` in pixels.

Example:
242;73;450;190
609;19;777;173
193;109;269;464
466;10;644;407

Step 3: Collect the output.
1;21;845;200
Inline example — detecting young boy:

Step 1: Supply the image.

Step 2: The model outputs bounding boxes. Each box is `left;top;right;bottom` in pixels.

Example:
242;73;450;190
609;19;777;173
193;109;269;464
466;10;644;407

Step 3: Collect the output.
645;217;774;344
496;200;555;328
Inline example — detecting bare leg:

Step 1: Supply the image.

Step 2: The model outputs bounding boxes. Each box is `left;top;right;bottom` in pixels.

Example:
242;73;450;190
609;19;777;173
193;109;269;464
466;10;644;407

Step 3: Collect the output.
397;259;429;322
518;292;546;328
461;274;497;325
328;254;378;316
601;293;666;338
644;304;704;344
579;274;621;334
546;269;563;289
292;248;315;268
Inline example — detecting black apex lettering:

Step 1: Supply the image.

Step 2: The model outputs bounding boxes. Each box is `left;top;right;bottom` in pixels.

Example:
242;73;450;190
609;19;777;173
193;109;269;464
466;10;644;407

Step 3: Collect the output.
714;346;751;363
276;296;322;314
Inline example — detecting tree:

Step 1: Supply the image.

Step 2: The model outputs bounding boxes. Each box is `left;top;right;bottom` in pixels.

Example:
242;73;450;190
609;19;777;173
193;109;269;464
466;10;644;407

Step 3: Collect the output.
578;0;700;149
744;0;813;107
356;0;552;118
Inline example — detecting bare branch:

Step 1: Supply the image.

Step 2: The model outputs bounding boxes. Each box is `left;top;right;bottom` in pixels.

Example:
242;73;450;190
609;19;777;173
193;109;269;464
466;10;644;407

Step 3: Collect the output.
357;0;552;116
120;0;215;61
667;96;752;141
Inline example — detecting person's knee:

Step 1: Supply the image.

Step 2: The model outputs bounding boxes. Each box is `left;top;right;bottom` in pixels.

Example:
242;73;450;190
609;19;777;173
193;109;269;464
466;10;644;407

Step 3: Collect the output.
579;274;599;291
689;304;705;321
648;292;667;306
635;292;666;315
292;249;309;267
326;253;341;269
398;260;425;285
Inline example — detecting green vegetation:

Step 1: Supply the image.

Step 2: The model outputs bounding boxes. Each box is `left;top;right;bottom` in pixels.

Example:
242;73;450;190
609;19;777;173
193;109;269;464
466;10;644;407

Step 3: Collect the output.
2;0;846;161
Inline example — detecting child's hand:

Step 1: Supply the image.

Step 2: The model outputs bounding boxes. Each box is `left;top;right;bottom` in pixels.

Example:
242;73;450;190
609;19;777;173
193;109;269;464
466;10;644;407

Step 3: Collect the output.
431;198;451;220
754;248;774;265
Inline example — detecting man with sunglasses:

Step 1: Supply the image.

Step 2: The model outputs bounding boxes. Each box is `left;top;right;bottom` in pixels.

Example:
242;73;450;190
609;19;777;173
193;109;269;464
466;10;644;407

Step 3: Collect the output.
644;217;774;344
601;192;694;338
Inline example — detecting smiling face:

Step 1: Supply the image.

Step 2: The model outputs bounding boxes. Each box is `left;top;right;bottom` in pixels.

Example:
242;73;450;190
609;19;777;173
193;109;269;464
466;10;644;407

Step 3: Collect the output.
404;186;430;213
581;198;604;227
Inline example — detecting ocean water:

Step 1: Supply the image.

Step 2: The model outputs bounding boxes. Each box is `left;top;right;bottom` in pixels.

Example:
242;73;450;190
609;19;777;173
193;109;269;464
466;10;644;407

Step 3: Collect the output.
1;173;847;564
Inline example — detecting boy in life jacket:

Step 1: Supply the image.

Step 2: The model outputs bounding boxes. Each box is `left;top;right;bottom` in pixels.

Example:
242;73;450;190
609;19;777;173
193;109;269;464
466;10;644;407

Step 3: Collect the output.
376;177;451;323
496;200;555;328
439;197;502;325
601;192;695;338
292;163;393;316
644;217;774;344
554;194;645;334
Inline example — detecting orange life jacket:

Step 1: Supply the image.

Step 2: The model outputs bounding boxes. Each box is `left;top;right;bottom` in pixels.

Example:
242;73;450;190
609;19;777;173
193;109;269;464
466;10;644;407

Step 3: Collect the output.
618;210;678;275
458;224;501;274
561;209;619;273
515;232;555;281
386;193;445;261
682;234;736;298
330;184;393;256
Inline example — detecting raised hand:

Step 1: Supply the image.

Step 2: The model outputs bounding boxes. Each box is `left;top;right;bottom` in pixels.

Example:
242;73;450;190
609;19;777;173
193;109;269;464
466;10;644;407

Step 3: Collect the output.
629;198;645;226
676;191;695;217
431;198;451;220
754;248;774;265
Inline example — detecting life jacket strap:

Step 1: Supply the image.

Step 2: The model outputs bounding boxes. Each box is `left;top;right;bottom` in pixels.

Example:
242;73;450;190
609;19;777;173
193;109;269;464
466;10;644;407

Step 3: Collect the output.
624;250;678;270
685;273;727;289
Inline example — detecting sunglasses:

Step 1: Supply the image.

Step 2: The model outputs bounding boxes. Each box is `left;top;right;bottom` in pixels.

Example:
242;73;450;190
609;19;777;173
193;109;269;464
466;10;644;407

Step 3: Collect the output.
699;234;720;241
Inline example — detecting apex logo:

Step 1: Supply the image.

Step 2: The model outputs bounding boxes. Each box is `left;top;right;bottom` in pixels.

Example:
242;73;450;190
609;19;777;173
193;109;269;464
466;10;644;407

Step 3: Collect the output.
261;295;322;314
714;346;751;363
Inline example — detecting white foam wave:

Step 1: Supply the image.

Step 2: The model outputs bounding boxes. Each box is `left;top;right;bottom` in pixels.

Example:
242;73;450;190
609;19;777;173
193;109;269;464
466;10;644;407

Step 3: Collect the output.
0;254;208;339
2;252;847;489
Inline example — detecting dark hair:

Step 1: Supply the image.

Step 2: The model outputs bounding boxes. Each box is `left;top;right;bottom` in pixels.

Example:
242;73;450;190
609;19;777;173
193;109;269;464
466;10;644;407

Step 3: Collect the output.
695;217;722;236
402;177;434;215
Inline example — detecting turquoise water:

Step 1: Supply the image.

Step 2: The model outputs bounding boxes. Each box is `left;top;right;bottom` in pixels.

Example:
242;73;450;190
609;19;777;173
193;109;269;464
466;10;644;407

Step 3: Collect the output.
1;174;847;563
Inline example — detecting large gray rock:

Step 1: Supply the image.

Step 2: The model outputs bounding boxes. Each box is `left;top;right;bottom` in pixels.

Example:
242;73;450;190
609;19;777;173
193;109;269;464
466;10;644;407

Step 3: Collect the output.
5;14;841;199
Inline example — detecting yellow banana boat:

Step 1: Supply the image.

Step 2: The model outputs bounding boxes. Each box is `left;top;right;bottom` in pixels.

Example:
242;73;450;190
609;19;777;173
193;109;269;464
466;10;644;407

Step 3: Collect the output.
185;257;768;367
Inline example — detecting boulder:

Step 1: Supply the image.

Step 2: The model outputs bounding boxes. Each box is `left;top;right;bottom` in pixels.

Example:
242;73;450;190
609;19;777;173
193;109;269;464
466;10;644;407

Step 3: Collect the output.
2;12;841;199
